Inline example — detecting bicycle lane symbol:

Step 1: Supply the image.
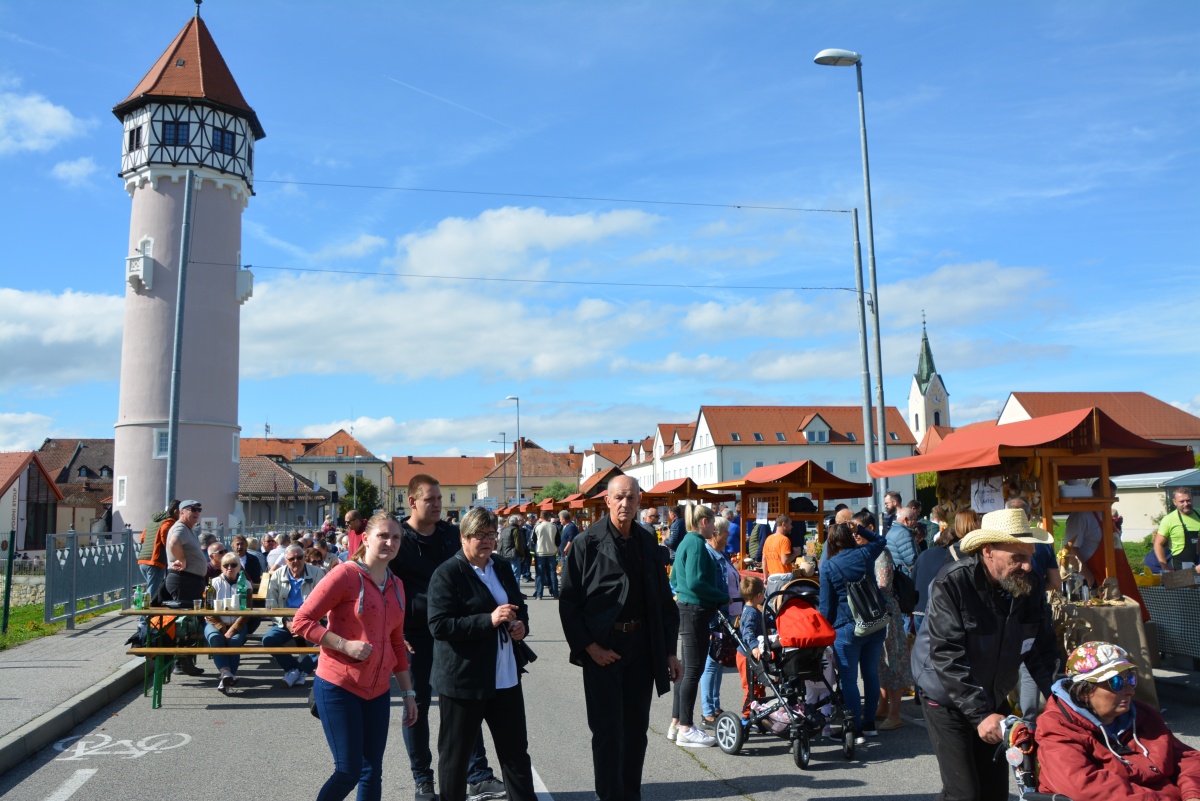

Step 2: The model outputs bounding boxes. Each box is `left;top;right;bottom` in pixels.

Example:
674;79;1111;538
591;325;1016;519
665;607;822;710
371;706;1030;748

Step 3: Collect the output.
53;732;191;760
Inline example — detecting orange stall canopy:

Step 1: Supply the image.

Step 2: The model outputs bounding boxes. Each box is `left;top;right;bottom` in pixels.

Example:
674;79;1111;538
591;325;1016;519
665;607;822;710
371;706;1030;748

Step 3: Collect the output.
641;477;737;507
702;460;873;567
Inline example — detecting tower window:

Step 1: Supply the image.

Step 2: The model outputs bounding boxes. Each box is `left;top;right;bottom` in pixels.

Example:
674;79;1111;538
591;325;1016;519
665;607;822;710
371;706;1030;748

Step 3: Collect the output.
212;127;237;155
162;121;189;146
127;126;143;151
934;411;942;426
914;414;920;430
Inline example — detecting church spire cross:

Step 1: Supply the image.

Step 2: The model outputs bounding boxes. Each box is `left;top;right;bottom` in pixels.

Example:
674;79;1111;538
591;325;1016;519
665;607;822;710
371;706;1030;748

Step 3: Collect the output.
195;0;202;18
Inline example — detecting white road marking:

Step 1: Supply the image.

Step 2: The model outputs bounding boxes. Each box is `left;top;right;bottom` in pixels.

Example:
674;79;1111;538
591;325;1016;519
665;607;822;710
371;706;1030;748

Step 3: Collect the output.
54;732;191;760
531;765;556;800
42;769;97;801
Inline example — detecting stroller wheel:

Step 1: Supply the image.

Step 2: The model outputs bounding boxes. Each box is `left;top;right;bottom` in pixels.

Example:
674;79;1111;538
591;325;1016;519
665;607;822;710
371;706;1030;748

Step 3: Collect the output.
842;729;856;760
714;712;746;755
792;732;811;769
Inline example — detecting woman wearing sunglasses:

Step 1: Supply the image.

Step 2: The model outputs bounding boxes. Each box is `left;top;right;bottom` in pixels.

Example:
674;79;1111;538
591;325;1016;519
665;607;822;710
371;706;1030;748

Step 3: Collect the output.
1035;641;1200;800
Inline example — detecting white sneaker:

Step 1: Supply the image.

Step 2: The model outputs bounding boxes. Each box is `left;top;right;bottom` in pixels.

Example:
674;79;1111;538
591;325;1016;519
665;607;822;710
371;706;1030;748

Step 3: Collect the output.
283;668;302;687
676;727;716;748
666;721;678;741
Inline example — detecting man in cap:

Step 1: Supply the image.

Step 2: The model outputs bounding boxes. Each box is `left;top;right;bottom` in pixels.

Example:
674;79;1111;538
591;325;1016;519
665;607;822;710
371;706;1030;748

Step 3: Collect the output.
165;499;207;676
910;508;1058;801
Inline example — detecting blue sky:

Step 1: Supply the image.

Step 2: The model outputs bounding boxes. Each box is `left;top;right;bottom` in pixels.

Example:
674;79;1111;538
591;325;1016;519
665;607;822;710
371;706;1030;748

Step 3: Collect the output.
1;1;1197;460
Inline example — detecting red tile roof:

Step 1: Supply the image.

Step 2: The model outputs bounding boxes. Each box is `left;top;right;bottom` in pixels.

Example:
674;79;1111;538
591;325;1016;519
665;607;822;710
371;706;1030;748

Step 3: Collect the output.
483;440;583;480
700;406;917;446
238;456;323;498
37;438;115;484
579;466;624;495
1009;392;1200;441
0;452;64;501
391;456;495;488
113;16;265;138
239;437;322;461
587;441;636;465
298;430;381;461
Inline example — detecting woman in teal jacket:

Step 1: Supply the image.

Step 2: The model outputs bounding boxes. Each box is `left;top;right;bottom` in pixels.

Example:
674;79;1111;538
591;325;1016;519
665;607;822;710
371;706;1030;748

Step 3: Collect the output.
666;504;729;748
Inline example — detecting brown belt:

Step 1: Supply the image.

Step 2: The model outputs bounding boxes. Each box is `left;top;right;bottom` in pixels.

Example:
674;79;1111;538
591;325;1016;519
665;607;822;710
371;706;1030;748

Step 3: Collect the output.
612;619;643;632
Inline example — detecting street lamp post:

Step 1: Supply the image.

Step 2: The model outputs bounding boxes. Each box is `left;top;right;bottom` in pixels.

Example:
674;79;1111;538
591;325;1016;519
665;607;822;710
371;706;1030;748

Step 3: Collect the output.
505;397;521;505
851;209;879;514
490;434;507;504
353;454;359;517
815;48;890;480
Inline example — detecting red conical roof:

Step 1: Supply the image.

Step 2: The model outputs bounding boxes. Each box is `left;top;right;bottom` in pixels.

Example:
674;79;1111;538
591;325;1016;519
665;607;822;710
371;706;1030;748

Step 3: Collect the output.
113;16;264;139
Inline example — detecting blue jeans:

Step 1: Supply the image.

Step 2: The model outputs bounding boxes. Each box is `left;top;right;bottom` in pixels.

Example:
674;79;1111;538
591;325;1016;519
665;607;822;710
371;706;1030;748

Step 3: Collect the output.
700;654;723;718
203;622;248;673
139;563;165;604
402;633;494;786
262;625;317;674
314;676;390;801
534;555;558;598
511;559;522;586
832;624;885;731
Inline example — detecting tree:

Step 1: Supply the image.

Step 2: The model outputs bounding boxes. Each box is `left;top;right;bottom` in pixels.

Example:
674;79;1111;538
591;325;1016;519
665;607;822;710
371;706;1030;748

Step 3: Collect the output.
533;481;577;503
340;474;381;520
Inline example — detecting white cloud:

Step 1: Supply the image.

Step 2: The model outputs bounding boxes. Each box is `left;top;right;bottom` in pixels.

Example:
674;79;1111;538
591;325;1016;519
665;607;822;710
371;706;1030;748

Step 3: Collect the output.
1170;396;1200;418
680;292;840;340
310;234;388;263
612;352;734;375
0;88;89;155
0;288;124;391
50;155;98;186
880;261;1051;331
628;244;774;267
388;206;659;279
0;412;55;451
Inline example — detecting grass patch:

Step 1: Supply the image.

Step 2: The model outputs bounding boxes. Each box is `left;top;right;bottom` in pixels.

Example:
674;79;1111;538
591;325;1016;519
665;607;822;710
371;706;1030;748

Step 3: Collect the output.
1050;518;1152;571
0;601;108;651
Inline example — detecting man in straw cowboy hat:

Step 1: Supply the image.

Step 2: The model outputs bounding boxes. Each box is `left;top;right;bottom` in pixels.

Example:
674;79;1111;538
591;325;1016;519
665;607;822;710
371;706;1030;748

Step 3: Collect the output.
910;508;1059;801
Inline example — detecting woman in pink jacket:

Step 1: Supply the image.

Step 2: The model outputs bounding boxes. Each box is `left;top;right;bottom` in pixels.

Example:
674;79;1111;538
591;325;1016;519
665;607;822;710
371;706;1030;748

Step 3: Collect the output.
293;512;418;801
1036;641;1200;801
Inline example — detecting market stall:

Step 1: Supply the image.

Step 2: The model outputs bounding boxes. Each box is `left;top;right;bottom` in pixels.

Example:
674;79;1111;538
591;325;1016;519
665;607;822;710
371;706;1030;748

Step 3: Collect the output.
641;477;737;508
701;460;873;568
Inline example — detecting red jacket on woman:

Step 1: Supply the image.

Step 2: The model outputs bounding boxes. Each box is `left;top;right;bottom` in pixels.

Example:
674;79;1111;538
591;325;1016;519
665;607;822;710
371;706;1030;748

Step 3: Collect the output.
1036;682;1200;800
293;561;410;700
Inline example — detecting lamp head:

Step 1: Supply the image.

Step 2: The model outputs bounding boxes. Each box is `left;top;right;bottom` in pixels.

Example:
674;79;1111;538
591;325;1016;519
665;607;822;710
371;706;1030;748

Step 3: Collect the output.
814;48;861;67
506;395;519;402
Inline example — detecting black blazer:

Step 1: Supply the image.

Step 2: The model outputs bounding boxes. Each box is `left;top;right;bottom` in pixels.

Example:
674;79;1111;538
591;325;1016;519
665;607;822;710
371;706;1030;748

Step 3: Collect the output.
558;516;680;696
427;551;530;700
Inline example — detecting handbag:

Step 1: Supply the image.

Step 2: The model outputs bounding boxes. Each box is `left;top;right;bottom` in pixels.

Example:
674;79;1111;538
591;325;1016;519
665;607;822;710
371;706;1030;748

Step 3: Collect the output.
892;568;918;615
830;561;889;638
708;629;738;668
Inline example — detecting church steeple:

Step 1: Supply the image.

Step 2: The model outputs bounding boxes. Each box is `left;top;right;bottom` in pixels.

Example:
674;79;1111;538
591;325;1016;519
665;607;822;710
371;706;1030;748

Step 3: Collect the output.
907;314;949;445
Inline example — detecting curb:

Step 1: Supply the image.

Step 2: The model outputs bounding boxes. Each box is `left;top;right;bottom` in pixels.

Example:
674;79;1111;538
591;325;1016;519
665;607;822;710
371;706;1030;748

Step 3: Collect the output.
0;657;144;776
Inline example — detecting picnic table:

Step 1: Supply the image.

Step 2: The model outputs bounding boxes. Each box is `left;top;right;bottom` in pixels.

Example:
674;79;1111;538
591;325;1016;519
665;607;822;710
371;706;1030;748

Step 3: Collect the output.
120;606;319;708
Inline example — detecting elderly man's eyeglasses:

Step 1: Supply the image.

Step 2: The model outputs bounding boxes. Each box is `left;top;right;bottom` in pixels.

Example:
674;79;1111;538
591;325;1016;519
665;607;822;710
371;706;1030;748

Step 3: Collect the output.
1104;671;1138;692
471;531;498;541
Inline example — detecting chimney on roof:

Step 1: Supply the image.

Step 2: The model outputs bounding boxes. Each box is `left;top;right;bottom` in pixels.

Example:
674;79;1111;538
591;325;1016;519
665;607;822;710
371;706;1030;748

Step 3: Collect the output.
407;456;414;464
612;439;618;444
627;439;633;444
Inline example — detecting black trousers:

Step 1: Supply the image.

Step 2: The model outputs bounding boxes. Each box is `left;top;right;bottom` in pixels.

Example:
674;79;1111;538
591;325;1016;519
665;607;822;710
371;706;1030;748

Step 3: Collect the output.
437;685;536;801
582;629;654;801
923;699;1010;801
670;602;714;727
165;569;205;603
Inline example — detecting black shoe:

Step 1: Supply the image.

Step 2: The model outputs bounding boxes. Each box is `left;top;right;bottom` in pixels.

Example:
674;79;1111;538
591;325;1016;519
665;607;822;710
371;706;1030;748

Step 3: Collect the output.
174;659;205;677
467;777;506;801
861;723;878;738
415;780;437;801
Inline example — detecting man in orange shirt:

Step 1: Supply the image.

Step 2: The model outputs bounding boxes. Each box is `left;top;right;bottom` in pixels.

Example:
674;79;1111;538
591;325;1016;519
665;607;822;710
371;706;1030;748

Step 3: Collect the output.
762;514;798;577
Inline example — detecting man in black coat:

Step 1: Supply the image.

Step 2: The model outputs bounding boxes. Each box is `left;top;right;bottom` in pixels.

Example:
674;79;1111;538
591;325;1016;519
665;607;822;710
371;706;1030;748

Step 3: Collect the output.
559;476;681;801
389;474;505;801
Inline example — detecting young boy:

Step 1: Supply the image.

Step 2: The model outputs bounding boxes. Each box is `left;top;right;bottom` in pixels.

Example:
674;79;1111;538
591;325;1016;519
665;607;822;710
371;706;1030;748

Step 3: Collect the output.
736;574;766;716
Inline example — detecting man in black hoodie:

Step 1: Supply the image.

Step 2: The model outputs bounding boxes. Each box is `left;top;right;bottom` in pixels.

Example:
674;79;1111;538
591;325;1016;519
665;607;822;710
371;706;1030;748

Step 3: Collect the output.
390;474;505;801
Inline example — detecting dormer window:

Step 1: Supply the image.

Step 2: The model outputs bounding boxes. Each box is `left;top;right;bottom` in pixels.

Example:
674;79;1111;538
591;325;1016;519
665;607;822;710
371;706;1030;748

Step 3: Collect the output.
78;467;89;478
336;446;345;454
889;432;900;441
730;433;742;442
805;430;828;443
752;433;764;442
846;432;857;442
775;432;786;442
100;466;112;478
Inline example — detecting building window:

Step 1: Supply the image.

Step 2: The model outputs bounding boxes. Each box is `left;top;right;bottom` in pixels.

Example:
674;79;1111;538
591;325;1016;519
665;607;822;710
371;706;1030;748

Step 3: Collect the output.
846;432;857;442
212;126;236;155
450;492;457;504
889;432;900;441
775;432;786;442
914;414;920;430
100;466;112;478
732;460;743;477
336;446;345;454
826;460;836;472
730;433;741;442
328;470;337;485
232;432;239;462
127;126;142;151
934;411;942;426
355;470;363;477
850;460;859;475
161;121;189;146
752;432;764;442
78;467;88;478
755;461;765;469
116;477;127;506
806;430;828;443
153;428;169;459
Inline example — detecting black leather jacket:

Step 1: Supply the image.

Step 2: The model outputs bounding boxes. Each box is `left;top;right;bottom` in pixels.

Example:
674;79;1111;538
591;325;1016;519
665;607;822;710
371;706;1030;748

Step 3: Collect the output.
388;519;460;638
911;552;1057;725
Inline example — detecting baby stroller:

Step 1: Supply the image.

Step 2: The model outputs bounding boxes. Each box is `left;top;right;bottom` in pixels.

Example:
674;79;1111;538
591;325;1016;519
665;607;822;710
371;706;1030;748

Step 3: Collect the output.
712;577;857;768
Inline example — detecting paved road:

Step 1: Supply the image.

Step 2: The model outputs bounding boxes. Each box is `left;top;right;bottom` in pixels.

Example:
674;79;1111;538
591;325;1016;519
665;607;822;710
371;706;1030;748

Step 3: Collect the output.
4;599;1200;801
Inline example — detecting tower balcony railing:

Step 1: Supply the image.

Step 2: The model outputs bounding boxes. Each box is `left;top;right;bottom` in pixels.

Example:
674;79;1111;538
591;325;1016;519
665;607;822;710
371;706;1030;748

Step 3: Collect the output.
126;253;152;292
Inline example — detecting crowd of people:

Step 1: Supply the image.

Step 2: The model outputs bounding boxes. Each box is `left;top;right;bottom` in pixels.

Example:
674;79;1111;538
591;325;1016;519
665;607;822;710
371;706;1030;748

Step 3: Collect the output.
136;477;1200;801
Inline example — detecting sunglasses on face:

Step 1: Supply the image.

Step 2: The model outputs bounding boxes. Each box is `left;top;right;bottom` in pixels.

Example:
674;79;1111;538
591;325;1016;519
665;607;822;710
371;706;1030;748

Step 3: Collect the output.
286;556;304;563
1104;671;1138;692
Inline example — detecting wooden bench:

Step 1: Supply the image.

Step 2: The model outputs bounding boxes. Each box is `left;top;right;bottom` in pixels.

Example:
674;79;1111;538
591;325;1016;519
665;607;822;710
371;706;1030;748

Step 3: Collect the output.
127;646;321;708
